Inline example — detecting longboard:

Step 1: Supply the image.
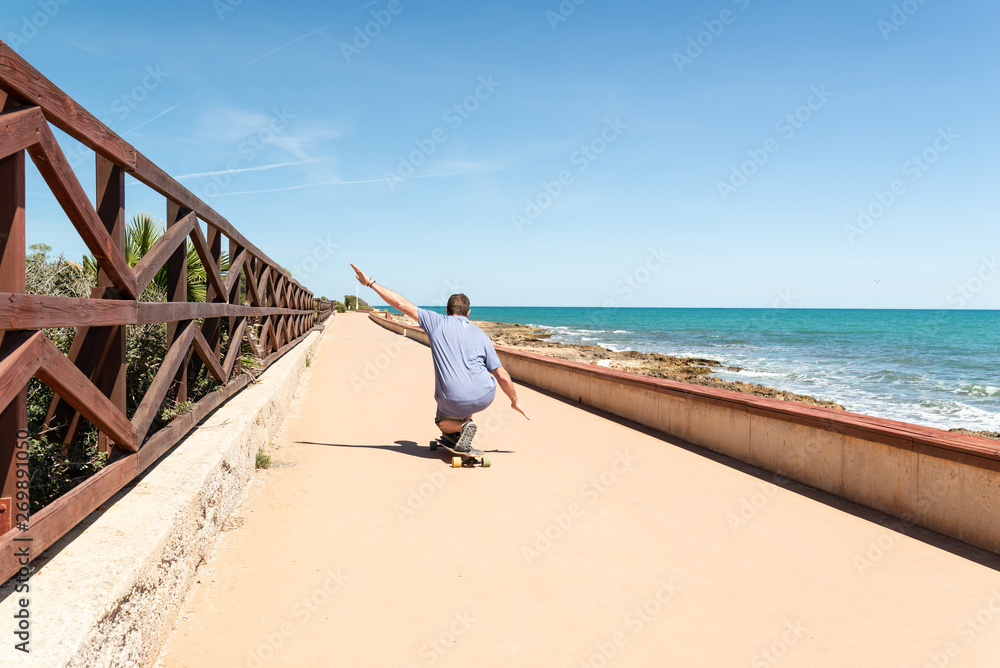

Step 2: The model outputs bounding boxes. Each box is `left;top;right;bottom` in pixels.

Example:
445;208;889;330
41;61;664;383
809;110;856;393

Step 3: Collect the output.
429;439;491;468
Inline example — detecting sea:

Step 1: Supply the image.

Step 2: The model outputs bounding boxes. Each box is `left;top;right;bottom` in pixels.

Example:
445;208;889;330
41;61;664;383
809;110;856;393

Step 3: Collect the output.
421;307;1000;433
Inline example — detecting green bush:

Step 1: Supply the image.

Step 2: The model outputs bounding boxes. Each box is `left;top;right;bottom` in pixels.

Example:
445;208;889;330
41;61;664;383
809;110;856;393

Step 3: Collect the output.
344;294;370;310
26;434;109;513
22;230;259;512
255;449;271;469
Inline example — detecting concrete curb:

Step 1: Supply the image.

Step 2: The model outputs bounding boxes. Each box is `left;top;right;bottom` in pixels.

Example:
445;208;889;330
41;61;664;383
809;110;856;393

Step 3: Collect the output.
0;326;325;667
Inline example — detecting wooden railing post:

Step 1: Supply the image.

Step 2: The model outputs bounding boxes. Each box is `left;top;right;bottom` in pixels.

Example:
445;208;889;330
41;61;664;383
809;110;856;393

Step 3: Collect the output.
229;240;244;377
189;222;222;383
204;225;222;357
0;114;27;511
94;156;127;452
43;156;128;450
166;200;190;404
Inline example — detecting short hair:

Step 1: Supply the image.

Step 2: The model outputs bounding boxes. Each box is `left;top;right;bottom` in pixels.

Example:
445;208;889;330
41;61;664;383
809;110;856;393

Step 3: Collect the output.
447;293;470;316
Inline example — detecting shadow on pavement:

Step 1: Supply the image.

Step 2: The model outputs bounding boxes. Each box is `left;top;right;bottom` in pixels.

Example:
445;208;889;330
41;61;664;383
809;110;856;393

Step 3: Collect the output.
295;440;515;458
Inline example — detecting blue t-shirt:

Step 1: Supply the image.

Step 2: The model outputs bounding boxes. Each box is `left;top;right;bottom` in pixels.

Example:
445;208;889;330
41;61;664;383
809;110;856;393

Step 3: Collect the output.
418;308;502;417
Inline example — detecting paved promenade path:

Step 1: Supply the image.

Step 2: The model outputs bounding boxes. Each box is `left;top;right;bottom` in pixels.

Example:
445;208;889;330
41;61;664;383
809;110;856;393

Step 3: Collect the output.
158;312;1000;667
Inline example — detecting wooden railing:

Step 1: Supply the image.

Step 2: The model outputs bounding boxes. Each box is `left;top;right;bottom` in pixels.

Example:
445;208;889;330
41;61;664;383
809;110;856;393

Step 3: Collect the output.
0;41;333;584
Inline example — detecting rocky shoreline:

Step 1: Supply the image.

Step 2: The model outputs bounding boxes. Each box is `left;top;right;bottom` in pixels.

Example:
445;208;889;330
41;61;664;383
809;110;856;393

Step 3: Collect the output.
383;314;1000;440
472;320;848;411
388;314;845;411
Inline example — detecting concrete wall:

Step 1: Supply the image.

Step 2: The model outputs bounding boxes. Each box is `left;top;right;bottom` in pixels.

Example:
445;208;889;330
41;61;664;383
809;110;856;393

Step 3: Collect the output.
370;314;1000;555
0;328;324;668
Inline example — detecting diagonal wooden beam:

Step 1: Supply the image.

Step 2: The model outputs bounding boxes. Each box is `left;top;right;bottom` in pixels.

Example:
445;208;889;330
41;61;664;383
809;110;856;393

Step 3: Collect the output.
26;125;138;297
222;317;247;380
223;247;246;296
257;266;271;307
191;327;227;385
0;332;135;451
244;261;262;307
188;222;224;384
268;270;281;308
132;211;196;294
0;107;45;161
270;316;284;350
0;43;137;168
34;334;135;451
0;331;36;416
189;223;226;303
131;321;198;446
42;308;121;446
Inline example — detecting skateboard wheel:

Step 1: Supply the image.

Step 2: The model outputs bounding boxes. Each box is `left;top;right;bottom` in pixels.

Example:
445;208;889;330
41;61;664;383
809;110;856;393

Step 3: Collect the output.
429;440;438;451
481;457;491;468
451;457;462;468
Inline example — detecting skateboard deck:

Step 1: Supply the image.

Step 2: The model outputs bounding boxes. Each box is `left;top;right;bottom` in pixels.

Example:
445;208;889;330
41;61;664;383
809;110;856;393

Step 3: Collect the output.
429;439;491;468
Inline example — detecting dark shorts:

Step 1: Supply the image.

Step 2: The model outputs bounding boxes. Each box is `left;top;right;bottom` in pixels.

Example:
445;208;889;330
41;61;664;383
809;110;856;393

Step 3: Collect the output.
434;408;469;428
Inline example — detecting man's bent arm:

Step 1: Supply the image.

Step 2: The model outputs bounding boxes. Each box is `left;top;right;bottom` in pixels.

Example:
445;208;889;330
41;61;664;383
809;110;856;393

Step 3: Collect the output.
371;283;419;322
350;263;419;321
491;366;530;420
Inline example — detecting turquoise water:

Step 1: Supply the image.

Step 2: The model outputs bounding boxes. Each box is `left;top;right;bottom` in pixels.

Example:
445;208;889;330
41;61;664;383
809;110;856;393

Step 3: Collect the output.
419;307;1000;432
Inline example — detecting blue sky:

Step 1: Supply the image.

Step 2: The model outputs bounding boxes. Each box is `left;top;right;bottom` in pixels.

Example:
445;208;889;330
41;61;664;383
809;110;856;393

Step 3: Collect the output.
4;0;999;308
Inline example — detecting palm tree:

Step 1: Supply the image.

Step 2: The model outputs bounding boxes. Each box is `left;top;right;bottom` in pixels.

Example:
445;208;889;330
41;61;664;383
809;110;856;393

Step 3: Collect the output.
84;212;229;302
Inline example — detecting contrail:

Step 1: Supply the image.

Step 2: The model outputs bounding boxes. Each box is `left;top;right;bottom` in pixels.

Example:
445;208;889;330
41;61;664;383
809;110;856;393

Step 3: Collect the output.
214;167;504;197
238;0;381;70
176;157;331;180
122;96;197;136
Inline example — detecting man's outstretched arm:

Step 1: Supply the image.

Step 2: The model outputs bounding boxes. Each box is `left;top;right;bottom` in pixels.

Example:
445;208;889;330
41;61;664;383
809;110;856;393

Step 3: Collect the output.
350;263;419;321
490;366;530;420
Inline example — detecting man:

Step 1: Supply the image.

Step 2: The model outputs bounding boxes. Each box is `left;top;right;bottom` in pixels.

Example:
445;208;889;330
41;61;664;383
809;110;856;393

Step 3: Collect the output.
349;264;529;451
